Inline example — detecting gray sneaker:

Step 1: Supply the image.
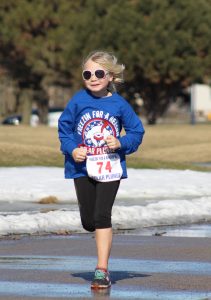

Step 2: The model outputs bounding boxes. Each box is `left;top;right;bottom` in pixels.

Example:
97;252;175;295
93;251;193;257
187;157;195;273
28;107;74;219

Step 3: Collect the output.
91;268;111;289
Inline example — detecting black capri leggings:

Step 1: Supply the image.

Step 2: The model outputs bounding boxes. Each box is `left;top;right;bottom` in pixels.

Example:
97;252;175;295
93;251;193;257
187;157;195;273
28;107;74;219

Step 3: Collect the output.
74;177;120;232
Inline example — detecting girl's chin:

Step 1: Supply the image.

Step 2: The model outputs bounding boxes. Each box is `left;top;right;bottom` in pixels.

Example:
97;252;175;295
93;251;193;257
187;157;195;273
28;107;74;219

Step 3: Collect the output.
89;85;101;90
88;86;107;93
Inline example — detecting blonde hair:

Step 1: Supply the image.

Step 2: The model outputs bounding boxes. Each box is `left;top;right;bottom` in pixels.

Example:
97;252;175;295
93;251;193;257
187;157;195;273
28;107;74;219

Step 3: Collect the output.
82;50;125;92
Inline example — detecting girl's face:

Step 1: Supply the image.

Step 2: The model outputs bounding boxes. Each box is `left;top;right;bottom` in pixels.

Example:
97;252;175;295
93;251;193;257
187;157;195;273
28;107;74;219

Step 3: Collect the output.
82;59;113;97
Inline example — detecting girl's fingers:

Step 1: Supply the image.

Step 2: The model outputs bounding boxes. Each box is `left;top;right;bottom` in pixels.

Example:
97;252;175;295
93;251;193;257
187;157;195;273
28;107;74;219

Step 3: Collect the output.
72;148;87;162
105;136;121;150
105;136;115;145
77;154;86;160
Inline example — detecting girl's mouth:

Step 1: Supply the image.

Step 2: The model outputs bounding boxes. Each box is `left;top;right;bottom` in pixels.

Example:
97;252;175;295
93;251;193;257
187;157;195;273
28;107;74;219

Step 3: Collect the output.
90;84;100;87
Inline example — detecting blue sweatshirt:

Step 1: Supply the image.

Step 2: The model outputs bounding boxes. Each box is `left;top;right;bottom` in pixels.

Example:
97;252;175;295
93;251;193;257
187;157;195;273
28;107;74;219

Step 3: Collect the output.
58;89;145;179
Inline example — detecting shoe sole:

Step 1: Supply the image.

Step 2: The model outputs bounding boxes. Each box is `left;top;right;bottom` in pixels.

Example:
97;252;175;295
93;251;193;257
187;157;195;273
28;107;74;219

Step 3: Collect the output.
91;283;111;289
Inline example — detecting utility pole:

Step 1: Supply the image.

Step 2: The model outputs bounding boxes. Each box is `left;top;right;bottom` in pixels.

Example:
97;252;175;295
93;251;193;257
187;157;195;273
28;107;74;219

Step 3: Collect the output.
190;85;196;125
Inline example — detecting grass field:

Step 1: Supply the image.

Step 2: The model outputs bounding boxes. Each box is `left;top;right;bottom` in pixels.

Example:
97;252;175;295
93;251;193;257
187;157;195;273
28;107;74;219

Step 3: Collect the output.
0;124;211;171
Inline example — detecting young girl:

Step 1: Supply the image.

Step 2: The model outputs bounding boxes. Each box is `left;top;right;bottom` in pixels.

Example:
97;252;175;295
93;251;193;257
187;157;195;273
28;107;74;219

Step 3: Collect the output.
58;50;145;289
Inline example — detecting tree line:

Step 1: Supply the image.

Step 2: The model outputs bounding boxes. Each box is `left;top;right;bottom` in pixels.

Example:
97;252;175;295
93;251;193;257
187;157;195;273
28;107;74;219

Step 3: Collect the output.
0;0;211;124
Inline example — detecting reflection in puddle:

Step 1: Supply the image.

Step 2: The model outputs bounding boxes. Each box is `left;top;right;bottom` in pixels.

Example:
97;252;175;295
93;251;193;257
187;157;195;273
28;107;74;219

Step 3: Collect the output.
0;281;210;299
91;287;111;299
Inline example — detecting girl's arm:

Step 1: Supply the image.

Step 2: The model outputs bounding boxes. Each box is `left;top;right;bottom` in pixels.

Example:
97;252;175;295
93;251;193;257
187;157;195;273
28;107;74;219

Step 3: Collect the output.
58;101;78;156
118;101;145;155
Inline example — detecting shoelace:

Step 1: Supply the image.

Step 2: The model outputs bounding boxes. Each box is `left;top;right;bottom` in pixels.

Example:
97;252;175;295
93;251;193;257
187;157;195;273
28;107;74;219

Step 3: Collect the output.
94;269;106;280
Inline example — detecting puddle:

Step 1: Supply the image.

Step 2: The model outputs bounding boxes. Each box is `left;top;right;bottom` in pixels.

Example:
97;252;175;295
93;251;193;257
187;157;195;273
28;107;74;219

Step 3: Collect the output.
0;256;211;299
0;281;210;299
132;223;211;238
162;223;211;238
0;255;211;276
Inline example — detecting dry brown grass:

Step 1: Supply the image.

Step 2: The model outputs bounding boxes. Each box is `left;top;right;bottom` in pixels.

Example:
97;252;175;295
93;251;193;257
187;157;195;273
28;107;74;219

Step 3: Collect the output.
38;196;59;204
0;125;63;166
129;123;211;170
0;124;211;170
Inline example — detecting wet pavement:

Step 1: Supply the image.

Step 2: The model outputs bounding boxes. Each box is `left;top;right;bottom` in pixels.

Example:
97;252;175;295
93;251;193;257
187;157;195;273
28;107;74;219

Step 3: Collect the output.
0;234;211;299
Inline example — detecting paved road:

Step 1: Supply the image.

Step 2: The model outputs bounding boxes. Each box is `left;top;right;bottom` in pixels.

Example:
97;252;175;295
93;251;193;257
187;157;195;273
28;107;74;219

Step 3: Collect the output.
0;234;211;299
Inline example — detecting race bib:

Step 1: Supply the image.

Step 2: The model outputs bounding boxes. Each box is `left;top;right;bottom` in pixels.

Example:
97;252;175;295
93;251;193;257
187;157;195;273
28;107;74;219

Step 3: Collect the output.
86;153;123;182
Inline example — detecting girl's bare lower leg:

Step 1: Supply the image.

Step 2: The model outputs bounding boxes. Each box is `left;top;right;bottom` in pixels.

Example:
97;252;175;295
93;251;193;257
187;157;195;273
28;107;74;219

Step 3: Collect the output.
95;227;112;270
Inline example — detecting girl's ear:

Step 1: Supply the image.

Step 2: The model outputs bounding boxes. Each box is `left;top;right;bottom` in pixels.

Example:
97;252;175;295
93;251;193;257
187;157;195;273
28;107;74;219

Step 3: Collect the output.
108;73;114;82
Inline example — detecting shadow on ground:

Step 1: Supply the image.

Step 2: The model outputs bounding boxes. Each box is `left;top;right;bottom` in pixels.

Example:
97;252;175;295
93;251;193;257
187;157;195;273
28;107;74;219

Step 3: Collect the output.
72;271;150;284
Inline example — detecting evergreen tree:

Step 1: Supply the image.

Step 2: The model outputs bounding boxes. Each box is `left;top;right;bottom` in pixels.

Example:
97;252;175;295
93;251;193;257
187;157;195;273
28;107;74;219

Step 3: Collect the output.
0;0;211;124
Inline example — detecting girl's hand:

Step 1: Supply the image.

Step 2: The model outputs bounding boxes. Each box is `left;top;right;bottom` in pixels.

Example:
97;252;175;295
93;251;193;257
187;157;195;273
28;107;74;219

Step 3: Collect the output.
72;148;87;162
105;135;121;150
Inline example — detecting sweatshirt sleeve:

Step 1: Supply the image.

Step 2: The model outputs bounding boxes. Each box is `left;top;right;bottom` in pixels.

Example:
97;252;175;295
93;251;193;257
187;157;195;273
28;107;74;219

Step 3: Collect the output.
58;99;78;156
118;100;145;155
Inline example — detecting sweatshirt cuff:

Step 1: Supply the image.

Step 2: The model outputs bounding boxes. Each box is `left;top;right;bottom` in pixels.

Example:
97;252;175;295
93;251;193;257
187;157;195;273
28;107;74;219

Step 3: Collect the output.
118;136;127;152
66;143;78;156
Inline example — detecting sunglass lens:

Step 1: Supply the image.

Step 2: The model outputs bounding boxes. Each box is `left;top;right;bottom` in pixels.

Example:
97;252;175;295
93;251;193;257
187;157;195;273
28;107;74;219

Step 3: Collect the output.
95;70;105;79
83;71;91;80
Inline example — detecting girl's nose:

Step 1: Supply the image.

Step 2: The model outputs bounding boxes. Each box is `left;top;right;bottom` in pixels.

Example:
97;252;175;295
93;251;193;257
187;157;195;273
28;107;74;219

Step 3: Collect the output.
90;74;98;81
